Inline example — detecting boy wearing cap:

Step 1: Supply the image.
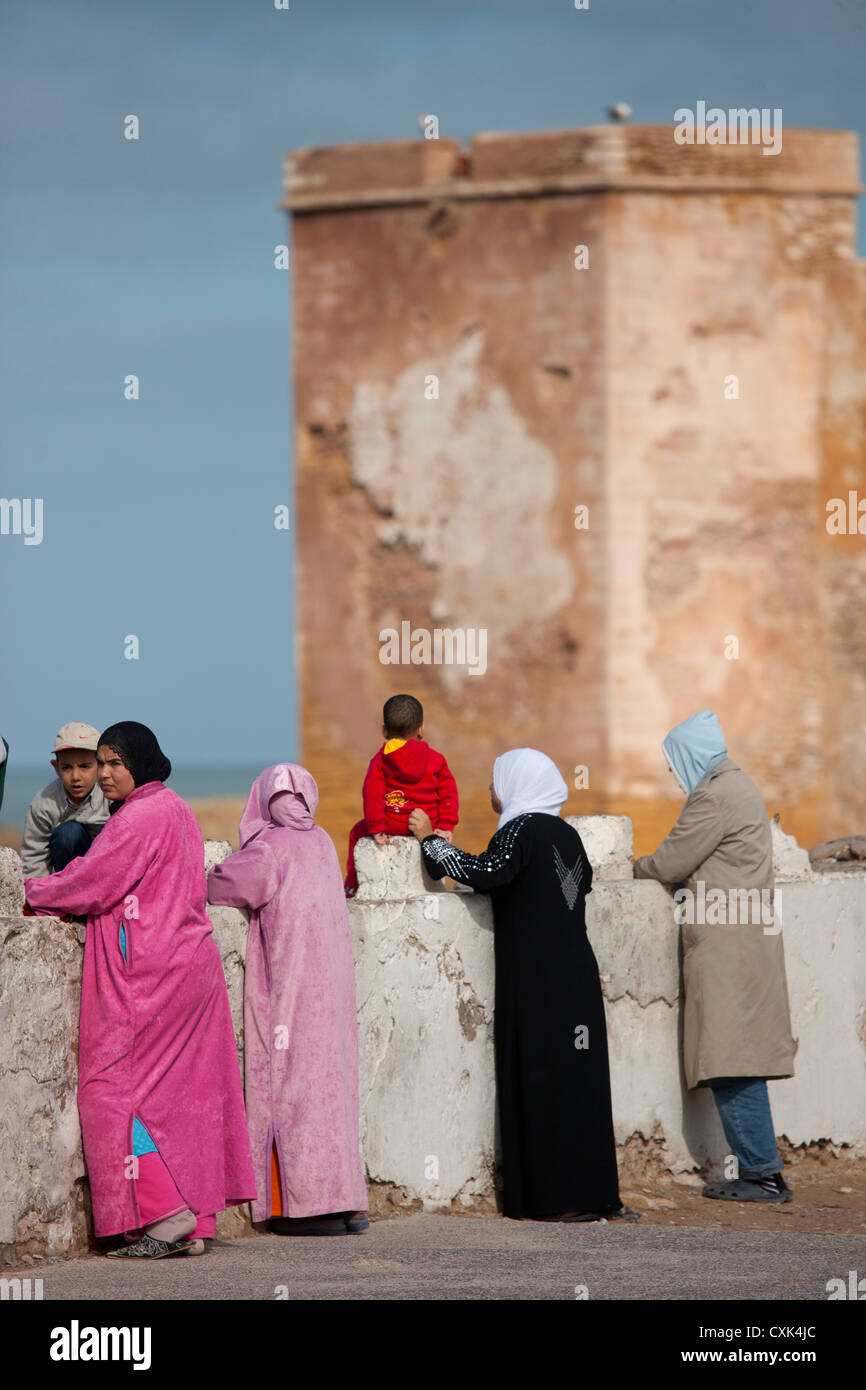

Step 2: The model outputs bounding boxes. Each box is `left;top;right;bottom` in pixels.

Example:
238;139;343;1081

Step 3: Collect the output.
21;722;111;877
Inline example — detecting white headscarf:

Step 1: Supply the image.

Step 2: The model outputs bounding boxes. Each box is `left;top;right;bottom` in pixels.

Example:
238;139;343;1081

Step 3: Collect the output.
493;748;569;830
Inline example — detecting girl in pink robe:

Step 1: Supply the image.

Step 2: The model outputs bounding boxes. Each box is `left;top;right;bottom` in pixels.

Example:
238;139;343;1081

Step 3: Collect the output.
207;763;368;1233
24;722;256;1257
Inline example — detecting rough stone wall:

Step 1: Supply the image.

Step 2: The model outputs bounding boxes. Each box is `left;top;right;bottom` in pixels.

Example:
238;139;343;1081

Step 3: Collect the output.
2;820;864;1261
291;178;609;841
818;258;866;835
285;125;866;852
604;187;862;841
0;913;87;1261
349;819;866;1213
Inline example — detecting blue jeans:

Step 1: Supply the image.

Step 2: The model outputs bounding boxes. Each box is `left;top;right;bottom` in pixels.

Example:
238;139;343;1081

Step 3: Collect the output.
49;820;91;872
709;1077;782;1180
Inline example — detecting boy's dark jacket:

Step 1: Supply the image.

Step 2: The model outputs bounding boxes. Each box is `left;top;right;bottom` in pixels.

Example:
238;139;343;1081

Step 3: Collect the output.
362;739;458;834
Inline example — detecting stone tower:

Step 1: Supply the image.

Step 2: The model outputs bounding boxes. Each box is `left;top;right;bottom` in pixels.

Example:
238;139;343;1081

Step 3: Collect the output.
282;124;866;851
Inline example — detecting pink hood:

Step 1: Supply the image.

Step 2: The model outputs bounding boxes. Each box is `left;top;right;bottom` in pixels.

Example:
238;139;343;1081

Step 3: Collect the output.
239;763;319;845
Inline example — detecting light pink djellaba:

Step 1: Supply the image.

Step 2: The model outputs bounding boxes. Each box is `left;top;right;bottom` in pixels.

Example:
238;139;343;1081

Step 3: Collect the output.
24;783;257;1237
207;764;368;1221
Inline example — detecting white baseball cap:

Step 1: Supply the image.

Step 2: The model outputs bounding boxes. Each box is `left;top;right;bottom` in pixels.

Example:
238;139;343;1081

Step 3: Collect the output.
54;722;101;753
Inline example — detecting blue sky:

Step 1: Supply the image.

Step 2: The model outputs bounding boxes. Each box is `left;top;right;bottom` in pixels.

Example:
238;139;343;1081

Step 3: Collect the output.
1;0;862;769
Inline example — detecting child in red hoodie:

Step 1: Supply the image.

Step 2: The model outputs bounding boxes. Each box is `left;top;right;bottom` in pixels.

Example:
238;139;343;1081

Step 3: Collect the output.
344;694;458;896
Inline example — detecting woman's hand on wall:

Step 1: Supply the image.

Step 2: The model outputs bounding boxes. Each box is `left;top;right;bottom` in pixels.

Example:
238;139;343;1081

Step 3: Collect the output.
408;809;434;841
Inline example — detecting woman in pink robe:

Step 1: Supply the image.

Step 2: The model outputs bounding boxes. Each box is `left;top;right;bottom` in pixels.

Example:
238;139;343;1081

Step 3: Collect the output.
24;721;256;1258
207;763;368;1235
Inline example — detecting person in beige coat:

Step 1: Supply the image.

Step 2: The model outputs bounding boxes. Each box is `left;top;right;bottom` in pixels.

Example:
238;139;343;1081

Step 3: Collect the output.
634;710;796;1204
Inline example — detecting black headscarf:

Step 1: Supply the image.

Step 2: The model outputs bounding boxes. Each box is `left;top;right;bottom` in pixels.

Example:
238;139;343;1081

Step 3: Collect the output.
99;721;171;812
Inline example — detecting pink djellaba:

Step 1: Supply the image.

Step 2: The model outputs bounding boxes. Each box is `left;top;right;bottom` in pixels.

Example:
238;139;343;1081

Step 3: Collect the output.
207;764;368;1223
25;782;256;1237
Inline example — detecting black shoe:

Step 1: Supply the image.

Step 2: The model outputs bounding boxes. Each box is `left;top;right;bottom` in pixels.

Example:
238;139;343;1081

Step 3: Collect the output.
270;1215;348;1236
341;1210;370;1233
703;1174;793;1204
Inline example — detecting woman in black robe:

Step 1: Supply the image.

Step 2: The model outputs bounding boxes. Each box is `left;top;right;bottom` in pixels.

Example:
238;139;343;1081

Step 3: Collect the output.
409;747;622;1221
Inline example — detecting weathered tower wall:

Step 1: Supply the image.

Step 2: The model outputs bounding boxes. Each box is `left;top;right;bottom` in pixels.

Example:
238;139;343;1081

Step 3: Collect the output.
284;126;866;851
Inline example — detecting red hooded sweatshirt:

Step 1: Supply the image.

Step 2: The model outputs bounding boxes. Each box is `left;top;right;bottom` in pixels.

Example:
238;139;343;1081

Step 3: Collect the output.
362;738;459;835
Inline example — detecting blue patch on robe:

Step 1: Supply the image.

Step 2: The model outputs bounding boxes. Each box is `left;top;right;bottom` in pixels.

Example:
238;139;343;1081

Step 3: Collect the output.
119;926;159;1158
132;1116;158;1157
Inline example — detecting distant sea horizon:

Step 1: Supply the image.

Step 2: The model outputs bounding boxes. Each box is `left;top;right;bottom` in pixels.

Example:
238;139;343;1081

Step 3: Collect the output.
0;764;268;828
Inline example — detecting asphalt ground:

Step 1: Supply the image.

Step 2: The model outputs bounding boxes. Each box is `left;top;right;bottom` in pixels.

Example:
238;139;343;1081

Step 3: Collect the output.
14;1212;866;1301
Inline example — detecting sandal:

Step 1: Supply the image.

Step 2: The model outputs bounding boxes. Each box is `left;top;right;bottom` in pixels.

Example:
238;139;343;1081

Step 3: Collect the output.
106;1233;197;1259
543;1205;639;1223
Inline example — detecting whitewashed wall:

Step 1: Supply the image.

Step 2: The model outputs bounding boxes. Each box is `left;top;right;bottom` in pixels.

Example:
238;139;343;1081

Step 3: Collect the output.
1;819;864;1260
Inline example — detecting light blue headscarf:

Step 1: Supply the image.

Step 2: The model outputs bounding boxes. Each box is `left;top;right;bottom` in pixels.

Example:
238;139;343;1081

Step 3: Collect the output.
663;710;728;797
